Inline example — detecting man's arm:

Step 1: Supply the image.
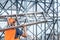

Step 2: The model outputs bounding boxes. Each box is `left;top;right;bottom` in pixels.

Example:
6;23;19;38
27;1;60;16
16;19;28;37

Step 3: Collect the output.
21;25;27;37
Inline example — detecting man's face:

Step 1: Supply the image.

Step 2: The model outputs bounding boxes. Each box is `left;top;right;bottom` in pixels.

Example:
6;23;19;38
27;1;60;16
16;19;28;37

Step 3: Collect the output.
8;18;16;26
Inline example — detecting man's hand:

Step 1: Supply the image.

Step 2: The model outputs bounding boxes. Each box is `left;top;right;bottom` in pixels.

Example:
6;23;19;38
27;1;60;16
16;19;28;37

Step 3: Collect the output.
22;24;26;28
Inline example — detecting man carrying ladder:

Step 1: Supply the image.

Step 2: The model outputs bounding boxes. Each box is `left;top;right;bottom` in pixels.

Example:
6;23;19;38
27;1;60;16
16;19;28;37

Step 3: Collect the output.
5;17;27;40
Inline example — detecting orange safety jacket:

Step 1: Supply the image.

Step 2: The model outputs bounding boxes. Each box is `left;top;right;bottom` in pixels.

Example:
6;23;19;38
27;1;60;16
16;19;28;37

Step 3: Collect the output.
5;29;20;40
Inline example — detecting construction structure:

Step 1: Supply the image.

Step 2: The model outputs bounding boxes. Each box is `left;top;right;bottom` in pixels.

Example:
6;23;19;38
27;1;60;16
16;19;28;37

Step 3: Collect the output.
0;0;60;40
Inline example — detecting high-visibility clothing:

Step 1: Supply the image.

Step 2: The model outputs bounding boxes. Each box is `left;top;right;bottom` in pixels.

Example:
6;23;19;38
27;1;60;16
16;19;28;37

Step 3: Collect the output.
5;28;20;40
5;28;16;40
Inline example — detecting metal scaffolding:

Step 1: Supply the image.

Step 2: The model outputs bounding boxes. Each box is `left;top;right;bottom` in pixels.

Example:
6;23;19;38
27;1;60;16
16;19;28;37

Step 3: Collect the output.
0;0;60;40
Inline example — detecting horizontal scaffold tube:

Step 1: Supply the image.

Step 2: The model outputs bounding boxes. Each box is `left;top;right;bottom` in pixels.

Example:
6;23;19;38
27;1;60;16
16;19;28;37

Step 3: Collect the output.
0;12;43;18
0;21;52;32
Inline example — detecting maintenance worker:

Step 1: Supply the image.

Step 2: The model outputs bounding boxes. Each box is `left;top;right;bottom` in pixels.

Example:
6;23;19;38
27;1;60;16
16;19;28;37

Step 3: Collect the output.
5;17;27;40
